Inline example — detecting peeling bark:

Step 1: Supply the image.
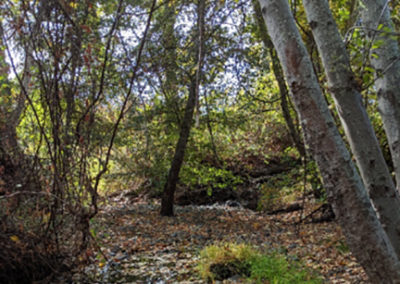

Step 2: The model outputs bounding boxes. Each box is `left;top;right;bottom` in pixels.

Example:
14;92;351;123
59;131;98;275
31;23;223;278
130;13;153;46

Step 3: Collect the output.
258;0;400;282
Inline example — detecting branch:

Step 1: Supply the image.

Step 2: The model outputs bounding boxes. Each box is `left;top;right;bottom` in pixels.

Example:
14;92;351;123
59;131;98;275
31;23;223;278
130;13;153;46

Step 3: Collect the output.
92;0;158;218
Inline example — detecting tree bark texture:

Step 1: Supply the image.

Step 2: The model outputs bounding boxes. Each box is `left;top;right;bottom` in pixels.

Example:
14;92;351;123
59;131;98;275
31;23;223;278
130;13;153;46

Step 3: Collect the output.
361;0;400;189
160;0;206;216
258;0;400;282
303;0;400;258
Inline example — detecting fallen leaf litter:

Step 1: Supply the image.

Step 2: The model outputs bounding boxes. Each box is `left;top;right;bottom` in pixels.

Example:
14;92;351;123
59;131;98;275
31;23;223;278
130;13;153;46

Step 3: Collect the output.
69;193;368;283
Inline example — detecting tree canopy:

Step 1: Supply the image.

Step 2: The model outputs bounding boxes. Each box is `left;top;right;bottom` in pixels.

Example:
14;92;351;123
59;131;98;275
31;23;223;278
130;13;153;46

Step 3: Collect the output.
1;0;400;282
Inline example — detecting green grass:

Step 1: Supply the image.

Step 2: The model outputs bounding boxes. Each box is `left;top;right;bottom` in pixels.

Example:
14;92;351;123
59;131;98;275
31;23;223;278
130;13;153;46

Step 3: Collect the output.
197;242;323;283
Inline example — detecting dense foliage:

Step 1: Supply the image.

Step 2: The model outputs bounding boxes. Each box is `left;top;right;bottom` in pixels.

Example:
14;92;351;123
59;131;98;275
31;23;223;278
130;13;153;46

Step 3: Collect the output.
1;0;399;281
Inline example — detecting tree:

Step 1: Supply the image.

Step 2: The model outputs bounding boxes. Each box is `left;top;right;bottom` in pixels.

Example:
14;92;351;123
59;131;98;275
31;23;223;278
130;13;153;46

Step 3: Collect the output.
258;0;400;281
160;0;206;216
0;0;45;169
0;1;156;280
159;0;181;126
361;0;400;188
302;0;400;258
251;0;305;158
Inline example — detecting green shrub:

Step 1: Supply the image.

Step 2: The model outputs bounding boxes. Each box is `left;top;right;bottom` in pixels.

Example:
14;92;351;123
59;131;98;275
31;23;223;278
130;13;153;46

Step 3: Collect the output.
249;254;322;284
180;163;242;194
197;243;323;283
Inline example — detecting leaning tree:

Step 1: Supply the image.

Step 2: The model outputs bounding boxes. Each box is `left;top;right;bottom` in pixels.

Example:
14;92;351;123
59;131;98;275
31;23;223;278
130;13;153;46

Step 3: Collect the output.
259;0;400;282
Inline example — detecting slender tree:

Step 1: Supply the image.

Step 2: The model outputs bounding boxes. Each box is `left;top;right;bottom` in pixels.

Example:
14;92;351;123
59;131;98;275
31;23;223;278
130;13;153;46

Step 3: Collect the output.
161;0;206;216
0;2;49;194
258;0;400;281
302;0;400;258
0;23;21;156
252;0;305;157
361;0;400;188
0;3;45;160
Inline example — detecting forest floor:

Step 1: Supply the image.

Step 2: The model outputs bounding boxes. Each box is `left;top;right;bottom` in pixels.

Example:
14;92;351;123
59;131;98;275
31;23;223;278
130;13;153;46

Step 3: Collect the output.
70;192;368;283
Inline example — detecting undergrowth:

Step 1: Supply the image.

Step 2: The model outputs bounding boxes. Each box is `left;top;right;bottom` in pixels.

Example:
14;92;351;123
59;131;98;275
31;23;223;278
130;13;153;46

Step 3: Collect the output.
197;242;323;283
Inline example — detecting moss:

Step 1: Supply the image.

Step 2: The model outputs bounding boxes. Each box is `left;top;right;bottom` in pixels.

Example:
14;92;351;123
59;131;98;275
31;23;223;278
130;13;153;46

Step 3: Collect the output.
197;242;323;283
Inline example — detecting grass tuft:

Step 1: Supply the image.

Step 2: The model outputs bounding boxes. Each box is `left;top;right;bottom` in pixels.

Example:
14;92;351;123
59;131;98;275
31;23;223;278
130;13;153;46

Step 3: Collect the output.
197;242;323;283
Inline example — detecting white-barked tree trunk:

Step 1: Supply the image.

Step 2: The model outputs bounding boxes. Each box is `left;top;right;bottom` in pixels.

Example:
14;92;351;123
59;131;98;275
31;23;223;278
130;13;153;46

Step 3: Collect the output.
302;0;400;259
258;0;400;282
361;0;400;189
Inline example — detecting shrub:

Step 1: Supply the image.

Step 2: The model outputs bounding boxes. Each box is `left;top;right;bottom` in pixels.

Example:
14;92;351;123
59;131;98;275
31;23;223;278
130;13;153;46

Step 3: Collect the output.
197;242;322;283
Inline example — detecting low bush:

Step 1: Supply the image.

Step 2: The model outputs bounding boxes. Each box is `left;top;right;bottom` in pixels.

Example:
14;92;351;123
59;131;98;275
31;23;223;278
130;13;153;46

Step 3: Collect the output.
197;242;322;283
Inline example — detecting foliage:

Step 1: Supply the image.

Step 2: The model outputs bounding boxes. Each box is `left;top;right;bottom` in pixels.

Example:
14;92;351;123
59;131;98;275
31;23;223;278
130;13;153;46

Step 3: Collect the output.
197;242;323;283
1;0;399;280
0;0;157;281
105;92;295;195
181;163;242;194
256;160;324;212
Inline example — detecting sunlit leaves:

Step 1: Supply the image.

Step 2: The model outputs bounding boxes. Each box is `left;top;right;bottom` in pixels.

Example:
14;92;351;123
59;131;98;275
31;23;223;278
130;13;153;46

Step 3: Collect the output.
10;235;20;243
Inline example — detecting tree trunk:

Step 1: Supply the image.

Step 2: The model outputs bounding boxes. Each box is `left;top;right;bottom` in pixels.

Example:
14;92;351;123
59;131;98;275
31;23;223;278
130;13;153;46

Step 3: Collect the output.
302;0;400;258
0;22;35;160
252;0;305;158
0;1;49;161
258;0;400;282
361;0;400;189
160;0;206;216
